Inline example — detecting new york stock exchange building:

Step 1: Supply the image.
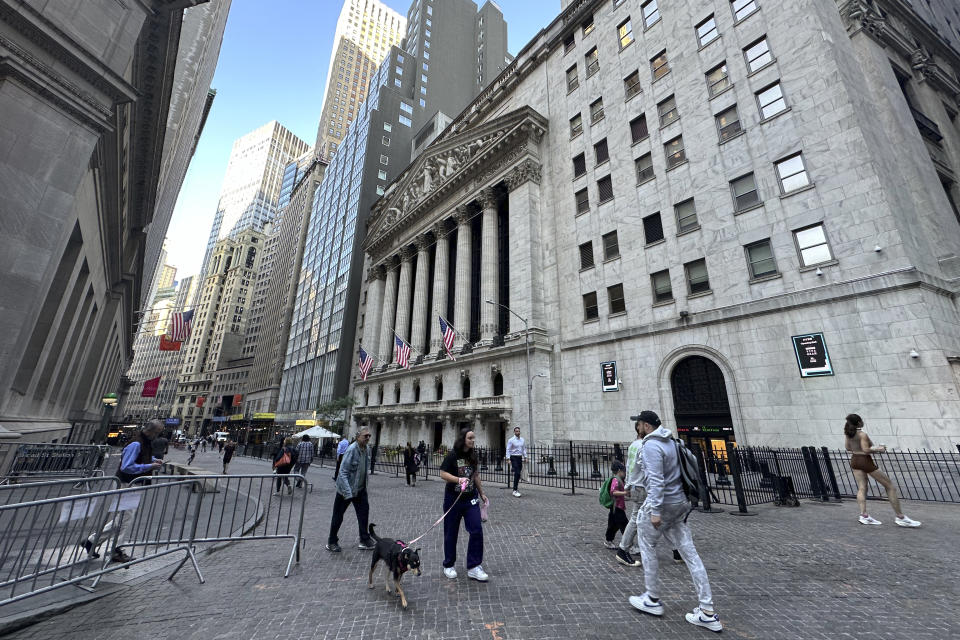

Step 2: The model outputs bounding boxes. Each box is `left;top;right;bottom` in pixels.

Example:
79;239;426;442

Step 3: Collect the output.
351;0;960;454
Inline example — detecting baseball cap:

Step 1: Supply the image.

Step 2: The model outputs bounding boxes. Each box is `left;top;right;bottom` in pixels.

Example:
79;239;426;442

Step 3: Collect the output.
629;410;661;426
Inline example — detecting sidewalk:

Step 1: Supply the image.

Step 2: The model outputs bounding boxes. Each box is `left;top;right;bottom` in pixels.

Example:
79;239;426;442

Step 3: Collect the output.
4;453;960;639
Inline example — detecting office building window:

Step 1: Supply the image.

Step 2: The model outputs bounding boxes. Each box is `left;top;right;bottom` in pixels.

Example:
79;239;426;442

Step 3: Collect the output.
630;114;649;143
685;259;711;294
590;97;605;123
744;37;772;72
594;138;609;165
567;64;579;92
745;239;778;279
378;169;387;180
383;122;392;132
706;62;731;97
583;291;599;320
664;135;686;169
573;152;586;178
598;175;614;202
675;198;698;233
651;270;672;302
570;113;583;138
756;81;787;118
602;230;620;260
608;284;626;314
399;115;412;126
731;172;760;211
582;14;595;36
564;32;575;53
643;212;664;243
624;70;642;100
636;152;654;183
618;18;634;49
575;187;590;215
794;223;833;267
585;47;600;76
651;49;670;81
380;155;388;165
776;153;811;193
579;241;595;270
642;0;660;28
715;104;742;142
696;15;719;46
400;101;413;114
382;136;391;146
658;95;678;127
731;0;759;22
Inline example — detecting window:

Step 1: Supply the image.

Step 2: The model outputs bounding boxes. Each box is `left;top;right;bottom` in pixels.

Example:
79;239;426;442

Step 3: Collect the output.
566;64;579;92
696;15;719;46
664;135;686;169
383;122;392;132
641;0;660;28
744;37;772;72
575;187;590;215
573;153;586;178
731;0;758;22
376;185;385;195
570;113;583;138
643;212;664;243
380;155;388;165
594;138;609;165
635;152;654;183
685;259;711;294
399;115;412;127
715;104;742;142
651;270;672;302
706;62;731;97
597;176;614;203
745;239;778;279
400;101;413;114
583;291;599;320
630;114;649;143
731;172;760;211
382;136;391;146
657;95;678;127
563;32;575;53
756;81;787;118
585;47;599;76
794;224;832;267
579;241;595;270
618;18;634;49
378;169;387;180
590;98;605;123
602;230;620;260
776;153;811;193
651;49;670;81
624;70;642;100
394;78;402;87
607;284;627;314
582;14;595;37
675;198;698;233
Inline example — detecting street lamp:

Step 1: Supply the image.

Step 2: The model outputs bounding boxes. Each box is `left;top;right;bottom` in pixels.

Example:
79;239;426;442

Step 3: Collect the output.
484;299;536;445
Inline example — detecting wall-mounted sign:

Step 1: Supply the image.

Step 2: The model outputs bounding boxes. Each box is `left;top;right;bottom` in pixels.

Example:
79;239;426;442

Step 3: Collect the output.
211;416;227;423
164;418;180;426
295;419;317;426
253;413;276;420
792;332;833;377
229;413;244;421
601;361;618;392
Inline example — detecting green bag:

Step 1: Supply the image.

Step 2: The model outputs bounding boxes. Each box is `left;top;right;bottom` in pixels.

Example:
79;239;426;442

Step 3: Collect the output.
599;476;614;509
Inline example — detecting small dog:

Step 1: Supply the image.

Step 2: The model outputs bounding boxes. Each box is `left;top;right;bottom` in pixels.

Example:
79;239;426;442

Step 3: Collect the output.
367;524;421;609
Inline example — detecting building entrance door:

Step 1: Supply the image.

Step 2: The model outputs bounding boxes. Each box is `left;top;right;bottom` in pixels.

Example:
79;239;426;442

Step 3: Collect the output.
670;355;736;450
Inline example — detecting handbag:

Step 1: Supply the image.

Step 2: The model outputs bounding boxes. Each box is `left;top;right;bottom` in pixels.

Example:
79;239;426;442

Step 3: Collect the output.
273;448;291;469
479;495;490;522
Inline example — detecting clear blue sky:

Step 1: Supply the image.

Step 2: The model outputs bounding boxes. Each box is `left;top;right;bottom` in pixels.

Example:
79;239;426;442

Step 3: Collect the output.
165;0;558;279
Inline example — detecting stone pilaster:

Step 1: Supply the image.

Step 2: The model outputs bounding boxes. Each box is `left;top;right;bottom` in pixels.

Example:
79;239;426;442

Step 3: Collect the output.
409;235;431;356
506;160;543;331
452;205;472;349
429;222;450;353
478;188;499;343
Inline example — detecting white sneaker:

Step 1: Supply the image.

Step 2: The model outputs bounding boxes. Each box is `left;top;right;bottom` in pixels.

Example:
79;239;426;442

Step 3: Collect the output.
895;515;921;527
858;514;882;525
685;607;722;632
443;567;457;579
603;540;617;549
467;565;489;582
629;593;663;616
512;490;521;497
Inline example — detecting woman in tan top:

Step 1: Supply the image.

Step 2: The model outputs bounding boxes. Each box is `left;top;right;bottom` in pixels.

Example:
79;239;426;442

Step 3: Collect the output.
844;414;920;527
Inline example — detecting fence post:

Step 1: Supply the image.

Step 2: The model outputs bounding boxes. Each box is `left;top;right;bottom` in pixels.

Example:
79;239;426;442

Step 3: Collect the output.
590;455;601;479
565;441;577;496
689;442;722;514
820;446;842;502
802;446;829;502
727;442;756;516
547;455;557;476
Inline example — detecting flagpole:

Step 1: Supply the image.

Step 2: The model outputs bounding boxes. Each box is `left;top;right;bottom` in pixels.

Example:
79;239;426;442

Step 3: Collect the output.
440;315;469;345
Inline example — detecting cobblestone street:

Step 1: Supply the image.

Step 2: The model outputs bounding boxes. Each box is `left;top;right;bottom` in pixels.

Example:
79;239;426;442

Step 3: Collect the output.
7;448;960;640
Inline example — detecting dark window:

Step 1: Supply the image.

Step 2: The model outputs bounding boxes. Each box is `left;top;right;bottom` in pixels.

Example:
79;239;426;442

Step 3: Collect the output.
624;70;642;100
651;270;672;302
745;239;778;279
585;46;599;76
657;95;678;126
731;172;760;211
575;187;590;214
675;198;698;233
590;97;605;123
608;284;626;314
566;64;579;92
685;258;711;294
563;32;576;53
579;241;595;269
594;138;609;164
664;135;686;169
635;153;654;183
598;176;614;202
573;153;586;178
582;14;595;36
630;114;649;143
715;104;742;142
706;62;731;97
643;212;664;244
462;378;471;398
602;230;620;260
570;113;583;138
651;49;669;81
583;292;599;320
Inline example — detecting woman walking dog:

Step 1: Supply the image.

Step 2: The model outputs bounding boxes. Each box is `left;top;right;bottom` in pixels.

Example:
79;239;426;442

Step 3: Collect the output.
439;429;489;581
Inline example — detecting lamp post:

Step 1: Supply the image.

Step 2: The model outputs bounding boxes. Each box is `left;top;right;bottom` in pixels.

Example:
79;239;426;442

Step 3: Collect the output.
484;300;535;445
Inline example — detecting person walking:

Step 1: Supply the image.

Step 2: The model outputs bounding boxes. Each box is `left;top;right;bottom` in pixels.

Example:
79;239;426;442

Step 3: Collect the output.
326;427;376;552
844;414;921;527
222;440;235;474
273;437;297;495
151;431;169;460
617;420;645;567
294;434;315;488
218;439;224;453
334;435;350;480
604;462;629;548
439;429;489;582
403;442;418;487
628;410;722;633
506;426;527;497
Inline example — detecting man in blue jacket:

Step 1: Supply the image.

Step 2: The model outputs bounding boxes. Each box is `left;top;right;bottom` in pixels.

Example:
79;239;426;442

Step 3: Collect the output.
326;426;375;552
627;410;722;633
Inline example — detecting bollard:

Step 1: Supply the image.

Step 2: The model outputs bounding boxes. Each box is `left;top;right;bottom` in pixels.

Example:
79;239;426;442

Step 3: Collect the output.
726;442;756;516
591;456;602;479
689;442;723;514
819;446;842;502
495;455;503;472
480;449;488;471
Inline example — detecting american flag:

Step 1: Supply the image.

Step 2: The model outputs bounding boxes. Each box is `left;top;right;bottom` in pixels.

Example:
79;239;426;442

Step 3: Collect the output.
169;309;194;342
394;334;411;370
439;316;456;360
358;347;373;380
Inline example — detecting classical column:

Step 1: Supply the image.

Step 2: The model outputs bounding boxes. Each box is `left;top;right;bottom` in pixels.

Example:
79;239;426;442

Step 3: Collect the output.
378;260;399;365
506;159;544;331
429;222;450;354
453;205;472;350
478;188;499;343
362;264;386;359
409;235;431;356
394;246;415;344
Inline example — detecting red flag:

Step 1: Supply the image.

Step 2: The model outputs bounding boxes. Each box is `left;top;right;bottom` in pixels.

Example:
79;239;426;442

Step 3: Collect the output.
196;397;206;408
233;394;243;405
141;376;161;398
159;335;182;351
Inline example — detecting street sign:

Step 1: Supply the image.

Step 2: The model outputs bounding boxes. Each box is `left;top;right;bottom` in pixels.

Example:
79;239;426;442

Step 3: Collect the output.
164;418;180;425
600;361;618;392
792;332;833;377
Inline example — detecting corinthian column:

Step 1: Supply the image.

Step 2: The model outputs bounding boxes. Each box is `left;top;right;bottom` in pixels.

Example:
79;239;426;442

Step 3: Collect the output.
478;188;499;343
452;205;472;350
363;264;386;357
394;246;415;344
429;222;450;353
378;260;399;364
409;235;431;356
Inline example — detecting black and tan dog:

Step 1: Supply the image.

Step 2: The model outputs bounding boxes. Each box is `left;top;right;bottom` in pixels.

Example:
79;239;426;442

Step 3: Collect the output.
367;524;422;609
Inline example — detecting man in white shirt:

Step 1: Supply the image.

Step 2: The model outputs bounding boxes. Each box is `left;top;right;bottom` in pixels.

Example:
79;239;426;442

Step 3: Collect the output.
506;426;527;497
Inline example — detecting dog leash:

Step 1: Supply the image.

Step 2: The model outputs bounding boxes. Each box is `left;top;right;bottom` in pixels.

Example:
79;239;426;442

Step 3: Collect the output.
406;478;473;545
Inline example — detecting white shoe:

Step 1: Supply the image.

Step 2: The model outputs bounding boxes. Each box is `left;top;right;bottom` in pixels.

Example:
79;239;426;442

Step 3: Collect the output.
895;515;921;527
467;565;489;582
443;567;457;579
512;490;521;497
685;607;722;632
629;593;663;616
603;540;617;549
858;514;882;525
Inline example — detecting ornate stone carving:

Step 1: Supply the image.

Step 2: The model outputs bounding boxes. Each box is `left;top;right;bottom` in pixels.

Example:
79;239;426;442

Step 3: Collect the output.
399;245;416;261
414;234;431;251
453;204;472;225
478;187;498;210
506;159;543;189
434;221;450;239
910;44;936;82
845;0;886;43
366;264;386;283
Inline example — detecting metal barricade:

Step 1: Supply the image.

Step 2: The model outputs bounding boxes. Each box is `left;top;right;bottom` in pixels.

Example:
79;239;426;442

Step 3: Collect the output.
1;443;110;483
0;476;120;506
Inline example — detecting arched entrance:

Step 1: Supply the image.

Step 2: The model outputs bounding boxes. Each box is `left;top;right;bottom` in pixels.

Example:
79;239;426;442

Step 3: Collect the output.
670;355;735;458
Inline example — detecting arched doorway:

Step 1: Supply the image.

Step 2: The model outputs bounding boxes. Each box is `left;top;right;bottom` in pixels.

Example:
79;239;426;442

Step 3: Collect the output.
670;355;735;459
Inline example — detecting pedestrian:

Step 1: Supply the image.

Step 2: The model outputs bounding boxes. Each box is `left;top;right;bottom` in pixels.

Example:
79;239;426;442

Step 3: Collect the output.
844;414;920;527
334;434;349;480
628;410;722;633
417;440;426;457
218;439;224;453
439;428;489;582
326;426;375;552
222;440;235;474
187;442;196;465
617;421;645;567
201;438;207;453
151;431;169;459
604;461;629;549
294;434;315;488
404;441;418;487
272;437;297;495
82;420;164;562
506;426;526;497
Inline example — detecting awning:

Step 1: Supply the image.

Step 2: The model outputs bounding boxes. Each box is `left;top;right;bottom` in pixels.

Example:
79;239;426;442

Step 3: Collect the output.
293;426;340;439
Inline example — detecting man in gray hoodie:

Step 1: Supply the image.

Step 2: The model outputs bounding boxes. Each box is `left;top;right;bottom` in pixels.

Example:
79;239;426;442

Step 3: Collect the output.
627;410;722;633
326;426;375;553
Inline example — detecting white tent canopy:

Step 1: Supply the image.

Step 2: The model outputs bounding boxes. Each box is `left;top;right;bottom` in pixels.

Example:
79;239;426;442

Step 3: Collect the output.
293;425;340;439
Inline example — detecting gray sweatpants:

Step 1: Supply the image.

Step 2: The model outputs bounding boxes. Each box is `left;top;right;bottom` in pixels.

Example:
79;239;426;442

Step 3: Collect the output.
618;499;643;553
636;501;714;611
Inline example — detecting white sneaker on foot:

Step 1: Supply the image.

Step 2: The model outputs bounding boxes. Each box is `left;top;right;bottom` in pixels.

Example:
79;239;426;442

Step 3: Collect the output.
512;490;521;497
629;593;663;616
467;565;489;581
443;567;457;579
895;515;921;527
858;514;881;525
685;607;722;632
603;540;617;549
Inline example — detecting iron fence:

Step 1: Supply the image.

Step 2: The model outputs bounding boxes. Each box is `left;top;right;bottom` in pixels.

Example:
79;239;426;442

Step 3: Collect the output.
0;443;110;483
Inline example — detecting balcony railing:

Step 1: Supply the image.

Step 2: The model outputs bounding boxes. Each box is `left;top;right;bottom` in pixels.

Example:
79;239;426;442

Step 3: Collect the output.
354;396;513;417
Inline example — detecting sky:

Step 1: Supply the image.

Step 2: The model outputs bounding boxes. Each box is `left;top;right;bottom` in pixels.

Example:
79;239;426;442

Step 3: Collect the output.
164;0;559;280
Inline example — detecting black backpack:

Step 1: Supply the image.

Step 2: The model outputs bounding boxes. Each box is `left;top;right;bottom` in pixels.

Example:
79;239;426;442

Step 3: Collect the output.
672;438;703;505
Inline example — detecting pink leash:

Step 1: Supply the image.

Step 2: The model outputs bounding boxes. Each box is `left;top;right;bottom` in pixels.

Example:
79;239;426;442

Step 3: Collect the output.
406;478;469;545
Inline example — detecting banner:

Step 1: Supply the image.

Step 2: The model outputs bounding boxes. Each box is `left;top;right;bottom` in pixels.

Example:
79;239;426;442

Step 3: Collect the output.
141;376;161;398
196;397;206;408
253;413;276;420
159;335;182;351
233;394;243;405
